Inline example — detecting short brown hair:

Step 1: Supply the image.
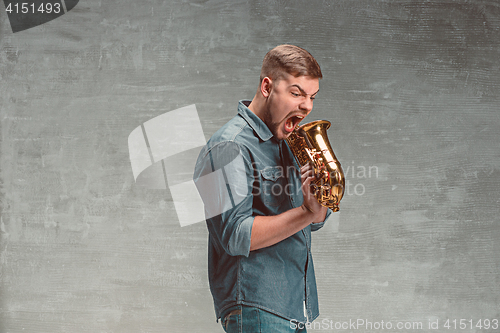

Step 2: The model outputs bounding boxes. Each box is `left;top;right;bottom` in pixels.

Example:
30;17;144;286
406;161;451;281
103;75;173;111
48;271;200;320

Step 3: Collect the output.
260;44;322;83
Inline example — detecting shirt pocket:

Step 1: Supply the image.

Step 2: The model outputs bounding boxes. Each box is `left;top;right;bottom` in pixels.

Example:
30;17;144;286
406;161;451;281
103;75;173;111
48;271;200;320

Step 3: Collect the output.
260;166;286;207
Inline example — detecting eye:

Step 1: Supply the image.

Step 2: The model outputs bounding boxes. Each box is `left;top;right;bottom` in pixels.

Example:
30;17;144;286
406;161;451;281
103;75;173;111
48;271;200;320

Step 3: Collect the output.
291;92;300;97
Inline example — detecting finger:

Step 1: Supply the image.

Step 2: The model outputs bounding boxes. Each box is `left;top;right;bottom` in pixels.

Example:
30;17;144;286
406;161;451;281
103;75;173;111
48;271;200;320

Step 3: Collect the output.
302;176;317;197
300;163;312;173
302;174;312;190
301;169;314;178
301;170;314;182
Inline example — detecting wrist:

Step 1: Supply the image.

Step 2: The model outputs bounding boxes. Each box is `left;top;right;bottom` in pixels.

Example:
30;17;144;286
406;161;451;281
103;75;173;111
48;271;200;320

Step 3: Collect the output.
300;204;327;223
300;203;314;215
300;204;323;223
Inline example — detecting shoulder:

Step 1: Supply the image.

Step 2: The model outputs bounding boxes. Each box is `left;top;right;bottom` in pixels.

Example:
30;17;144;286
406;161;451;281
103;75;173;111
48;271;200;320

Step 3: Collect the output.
210;115;256;144
206;114;259;155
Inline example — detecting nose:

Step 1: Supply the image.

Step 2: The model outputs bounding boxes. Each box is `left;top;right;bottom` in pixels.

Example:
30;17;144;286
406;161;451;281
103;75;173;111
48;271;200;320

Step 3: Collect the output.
299;97;314;113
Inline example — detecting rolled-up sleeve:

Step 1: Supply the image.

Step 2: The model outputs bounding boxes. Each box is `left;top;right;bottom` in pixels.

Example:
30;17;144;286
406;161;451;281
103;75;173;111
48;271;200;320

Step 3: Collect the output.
194;141;255;257
310;207;332;232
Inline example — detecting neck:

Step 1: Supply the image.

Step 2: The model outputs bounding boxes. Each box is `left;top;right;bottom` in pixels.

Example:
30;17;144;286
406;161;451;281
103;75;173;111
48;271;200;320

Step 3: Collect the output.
247;92;267;122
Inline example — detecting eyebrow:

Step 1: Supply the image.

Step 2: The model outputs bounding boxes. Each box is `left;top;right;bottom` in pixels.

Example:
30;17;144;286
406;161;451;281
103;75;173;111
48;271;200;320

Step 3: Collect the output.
290;84;319;97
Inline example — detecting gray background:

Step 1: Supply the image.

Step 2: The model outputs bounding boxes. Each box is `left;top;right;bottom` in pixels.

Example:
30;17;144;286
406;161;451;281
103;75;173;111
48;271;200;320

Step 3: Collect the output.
1;0;499;332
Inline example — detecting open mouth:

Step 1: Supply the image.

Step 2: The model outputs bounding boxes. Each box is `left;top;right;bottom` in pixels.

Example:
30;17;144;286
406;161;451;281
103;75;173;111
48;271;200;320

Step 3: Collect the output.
284;115;304;133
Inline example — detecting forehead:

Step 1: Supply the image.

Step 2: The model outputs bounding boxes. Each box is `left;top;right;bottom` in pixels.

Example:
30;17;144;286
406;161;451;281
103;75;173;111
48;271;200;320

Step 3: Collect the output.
278;74;319;94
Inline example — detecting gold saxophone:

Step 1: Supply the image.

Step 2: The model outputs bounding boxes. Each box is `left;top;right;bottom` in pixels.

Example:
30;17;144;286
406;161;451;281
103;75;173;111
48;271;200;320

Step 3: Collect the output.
286;120;345;212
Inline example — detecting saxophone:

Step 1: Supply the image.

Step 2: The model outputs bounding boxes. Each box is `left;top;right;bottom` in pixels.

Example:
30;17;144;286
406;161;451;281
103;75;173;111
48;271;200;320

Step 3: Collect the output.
285;120;345;212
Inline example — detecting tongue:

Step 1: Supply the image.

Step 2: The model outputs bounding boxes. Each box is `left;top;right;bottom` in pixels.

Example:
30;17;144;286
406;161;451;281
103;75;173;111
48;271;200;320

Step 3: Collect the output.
285;118;294;132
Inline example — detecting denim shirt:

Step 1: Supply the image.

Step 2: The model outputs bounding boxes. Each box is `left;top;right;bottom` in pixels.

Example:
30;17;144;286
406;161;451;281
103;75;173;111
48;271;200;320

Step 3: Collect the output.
193;100;332;323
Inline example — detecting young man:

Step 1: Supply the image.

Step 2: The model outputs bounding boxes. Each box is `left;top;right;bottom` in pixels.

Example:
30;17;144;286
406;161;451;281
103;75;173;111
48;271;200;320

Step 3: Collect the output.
194;45;332;332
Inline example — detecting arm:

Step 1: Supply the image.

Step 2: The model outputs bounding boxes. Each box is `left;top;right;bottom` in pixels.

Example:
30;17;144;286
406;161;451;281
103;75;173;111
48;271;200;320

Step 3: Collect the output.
250;163;327;251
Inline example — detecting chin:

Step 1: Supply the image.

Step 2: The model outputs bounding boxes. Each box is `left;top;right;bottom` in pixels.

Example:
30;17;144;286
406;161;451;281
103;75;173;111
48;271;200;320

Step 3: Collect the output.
278;132;292;141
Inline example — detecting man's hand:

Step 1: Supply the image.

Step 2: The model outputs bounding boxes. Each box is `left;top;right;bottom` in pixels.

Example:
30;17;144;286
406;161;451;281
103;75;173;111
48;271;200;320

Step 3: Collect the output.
300;163;328;223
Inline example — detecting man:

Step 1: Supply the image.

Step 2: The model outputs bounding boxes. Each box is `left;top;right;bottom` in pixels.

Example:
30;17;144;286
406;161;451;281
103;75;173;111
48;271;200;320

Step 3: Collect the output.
194;45;332;332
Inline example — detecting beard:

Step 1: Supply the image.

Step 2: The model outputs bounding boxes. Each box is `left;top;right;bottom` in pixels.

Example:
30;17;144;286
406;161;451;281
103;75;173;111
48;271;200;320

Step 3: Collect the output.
263;109;281;139
262;106;296;141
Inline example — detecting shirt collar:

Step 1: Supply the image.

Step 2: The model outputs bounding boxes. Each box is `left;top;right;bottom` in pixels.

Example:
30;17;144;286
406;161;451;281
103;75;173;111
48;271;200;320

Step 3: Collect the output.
238;100;274;142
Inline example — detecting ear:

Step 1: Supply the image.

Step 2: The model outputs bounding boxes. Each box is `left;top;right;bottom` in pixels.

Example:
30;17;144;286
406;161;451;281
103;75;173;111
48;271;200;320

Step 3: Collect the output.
260;77;272;98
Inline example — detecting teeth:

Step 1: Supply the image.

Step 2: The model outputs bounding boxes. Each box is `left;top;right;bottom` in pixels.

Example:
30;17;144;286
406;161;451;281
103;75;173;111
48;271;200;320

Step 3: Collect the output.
285;115;304;133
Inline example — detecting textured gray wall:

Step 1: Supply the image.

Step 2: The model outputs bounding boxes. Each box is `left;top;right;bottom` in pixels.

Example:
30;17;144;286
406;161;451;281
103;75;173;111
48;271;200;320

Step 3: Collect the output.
1;1;499;332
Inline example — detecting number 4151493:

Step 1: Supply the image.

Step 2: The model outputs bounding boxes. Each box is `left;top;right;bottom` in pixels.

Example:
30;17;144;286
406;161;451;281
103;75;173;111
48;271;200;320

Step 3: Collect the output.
5;2;62;14
443;319;498;330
